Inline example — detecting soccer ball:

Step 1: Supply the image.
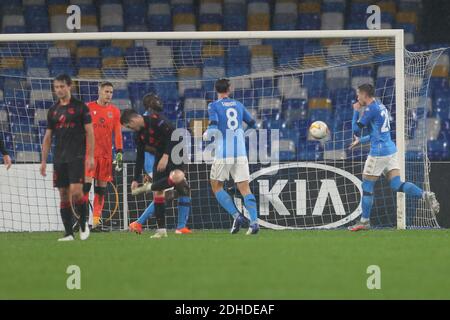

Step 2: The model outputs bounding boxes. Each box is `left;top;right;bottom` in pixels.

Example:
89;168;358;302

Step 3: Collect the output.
309;121;329;140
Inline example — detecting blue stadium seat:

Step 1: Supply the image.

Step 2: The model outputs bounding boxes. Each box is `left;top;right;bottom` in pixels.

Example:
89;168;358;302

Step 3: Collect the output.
223;15;246;31
50;67;76;77
25;57;48;69
78;4;97;15
199;14;222;25
78;57;102;68
172;4;194;15
252;78;277;98
309;109;332;124
102;26;124;32
125;47;149;67
231;89;253;107
322;2;346;12
298;141;323;161
154;78;178;101
298;14;321;30
302;71;326;92
184;89;205;99
148;15;171;31
101;47;123;57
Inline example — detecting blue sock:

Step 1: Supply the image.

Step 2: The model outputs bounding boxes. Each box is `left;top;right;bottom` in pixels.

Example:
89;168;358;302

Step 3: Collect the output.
244;194;258;225
390;176;423;198
137;202;154;225
177;196;191;229
215;189;239;218
361;180;375;221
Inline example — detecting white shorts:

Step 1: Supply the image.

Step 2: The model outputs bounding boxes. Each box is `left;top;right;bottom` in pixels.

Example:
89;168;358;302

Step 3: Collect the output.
363;152;400;177
210;157;250;183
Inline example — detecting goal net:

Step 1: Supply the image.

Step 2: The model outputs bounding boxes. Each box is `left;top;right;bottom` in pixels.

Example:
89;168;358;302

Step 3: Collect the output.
0;31;443;232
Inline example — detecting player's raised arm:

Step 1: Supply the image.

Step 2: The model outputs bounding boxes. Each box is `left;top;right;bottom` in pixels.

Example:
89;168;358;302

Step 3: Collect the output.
0;135;12;170
353;84;376;136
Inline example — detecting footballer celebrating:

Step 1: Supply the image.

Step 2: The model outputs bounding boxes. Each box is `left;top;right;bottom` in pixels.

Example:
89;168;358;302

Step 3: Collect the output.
40;74;95;241
121;102;191;239
348;84;440;231
84;81;123;229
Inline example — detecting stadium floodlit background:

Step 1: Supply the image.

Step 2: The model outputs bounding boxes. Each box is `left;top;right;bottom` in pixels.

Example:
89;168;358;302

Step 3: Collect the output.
0;0;449;163
1;0;450;301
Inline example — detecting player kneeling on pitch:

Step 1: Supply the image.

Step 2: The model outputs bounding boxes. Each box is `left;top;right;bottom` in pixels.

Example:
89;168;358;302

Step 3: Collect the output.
121;101;191;239
205;78;259;235
348;84;440;231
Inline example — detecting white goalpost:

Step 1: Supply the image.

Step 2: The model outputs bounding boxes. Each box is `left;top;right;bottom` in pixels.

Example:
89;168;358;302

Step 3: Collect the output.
0;30;443;232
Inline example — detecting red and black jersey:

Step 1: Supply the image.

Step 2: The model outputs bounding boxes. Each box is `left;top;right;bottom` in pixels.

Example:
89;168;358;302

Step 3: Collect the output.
47;97;92;164
133;112;176;181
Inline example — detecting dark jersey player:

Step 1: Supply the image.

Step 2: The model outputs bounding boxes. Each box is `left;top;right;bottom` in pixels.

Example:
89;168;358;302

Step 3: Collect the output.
40;74;95;241
120;104;191;239
128;94;192;235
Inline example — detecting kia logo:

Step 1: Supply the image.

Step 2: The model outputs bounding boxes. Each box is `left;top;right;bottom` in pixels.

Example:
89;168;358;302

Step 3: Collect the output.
234;162;363;230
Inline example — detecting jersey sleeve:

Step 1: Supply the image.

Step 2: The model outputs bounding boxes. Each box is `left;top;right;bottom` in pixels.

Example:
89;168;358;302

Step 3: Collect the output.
242;104;256;129
358;105;376;127
207;103;218;129
353;105;375;136
46;108;55;131
113;108;123;152
82;103;92;125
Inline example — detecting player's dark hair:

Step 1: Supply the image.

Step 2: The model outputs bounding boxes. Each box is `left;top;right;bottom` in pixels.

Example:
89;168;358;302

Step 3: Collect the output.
358;84;375;98
120;109;140;125
143;93;163;113
215;78;231;93
99;81;114;88
53;74;72;86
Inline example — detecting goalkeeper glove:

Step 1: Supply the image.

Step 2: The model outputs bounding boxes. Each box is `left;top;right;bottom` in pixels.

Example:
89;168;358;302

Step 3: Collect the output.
114;150;123;172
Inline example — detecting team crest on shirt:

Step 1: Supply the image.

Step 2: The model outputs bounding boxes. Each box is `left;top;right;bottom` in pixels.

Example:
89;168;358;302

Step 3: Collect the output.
107;111;113;118
67;107;75;115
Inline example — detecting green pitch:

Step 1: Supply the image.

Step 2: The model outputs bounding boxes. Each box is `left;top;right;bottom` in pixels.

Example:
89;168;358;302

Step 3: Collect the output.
1;229;449;299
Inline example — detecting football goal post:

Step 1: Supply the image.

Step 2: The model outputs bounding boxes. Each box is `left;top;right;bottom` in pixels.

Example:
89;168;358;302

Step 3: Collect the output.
0;30;443;232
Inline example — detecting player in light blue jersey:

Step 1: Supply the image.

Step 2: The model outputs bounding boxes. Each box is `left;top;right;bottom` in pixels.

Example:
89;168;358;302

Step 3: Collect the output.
205;78;259;235
348;84;440;231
